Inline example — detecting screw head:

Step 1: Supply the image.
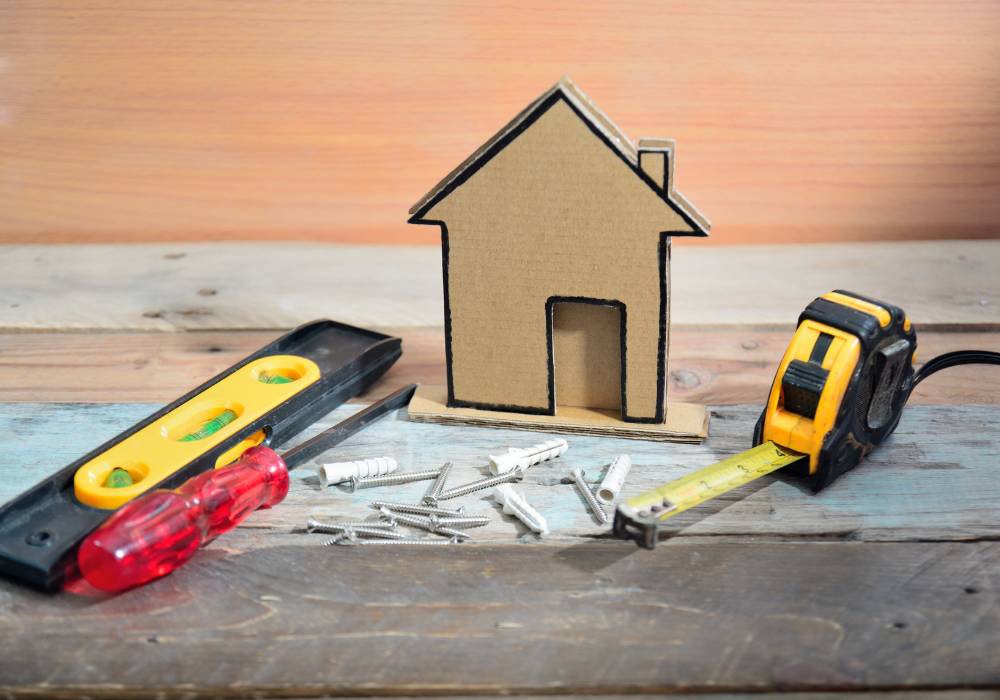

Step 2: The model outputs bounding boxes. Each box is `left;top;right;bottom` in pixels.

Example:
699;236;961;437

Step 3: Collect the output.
377;506;397;524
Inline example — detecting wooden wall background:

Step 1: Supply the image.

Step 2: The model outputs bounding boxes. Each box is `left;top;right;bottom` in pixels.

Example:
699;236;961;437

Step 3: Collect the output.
2;1;999;246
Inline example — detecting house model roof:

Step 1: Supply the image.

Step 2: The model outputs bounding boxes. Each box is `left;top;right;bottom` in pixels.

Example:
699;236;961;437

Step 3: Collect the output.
408;76;711;235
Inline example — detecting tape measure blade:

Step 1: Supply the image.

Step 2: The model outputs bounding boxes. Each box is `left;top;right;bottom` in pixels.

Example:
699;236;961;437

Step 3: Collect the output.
634;442;804;522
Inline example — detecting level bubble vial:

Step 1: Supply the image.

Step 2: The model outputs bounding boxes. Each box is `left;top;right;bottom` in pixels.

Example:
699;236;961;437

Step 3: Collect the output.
250;358;310;386
161;403;246;442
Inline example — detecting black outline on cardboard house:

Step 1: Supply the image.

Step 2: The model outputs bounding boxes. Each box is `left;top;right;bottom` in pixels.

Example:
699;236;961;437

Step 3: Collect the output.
409;78;711;424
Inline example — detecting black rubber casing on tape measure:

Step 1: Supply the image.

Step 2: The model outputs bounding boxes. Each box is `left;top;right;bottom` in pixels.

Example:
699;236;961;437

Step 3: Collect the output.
0;320;401;591
752;291;917;491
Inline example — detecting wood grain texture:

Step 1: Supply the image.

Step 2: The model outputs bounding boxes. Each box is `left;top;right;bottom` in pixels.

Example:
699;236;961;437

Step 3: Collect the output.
3;403;998;543
1;241;998;330
2;2;1000;246
0;541;997;694
0;328;996;405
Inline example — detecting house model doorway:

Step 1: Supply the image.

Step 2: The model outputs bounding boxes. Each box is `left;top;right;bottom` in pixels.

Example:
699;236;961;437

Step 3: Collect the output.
549;299;624;417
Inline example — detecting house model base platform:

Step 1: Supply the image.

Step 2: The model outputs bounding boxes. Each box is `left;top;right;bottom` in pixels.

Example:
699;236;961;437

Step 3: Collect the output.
408;386;709;443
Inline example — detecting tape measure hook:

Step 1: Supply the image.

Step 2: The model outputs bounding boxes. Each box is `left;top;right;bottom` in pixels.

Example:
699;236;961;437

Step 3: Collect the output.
612;506;673;550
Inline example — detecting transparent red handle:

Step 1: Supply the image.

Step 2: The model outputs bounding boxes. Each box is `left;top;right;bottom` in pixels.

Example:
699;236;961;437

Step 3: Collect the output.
78;445;290;593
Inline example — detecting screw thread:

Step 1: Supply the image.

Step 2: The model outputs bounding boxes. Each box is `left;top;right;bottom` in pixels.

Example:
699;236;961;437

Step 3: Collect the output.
378;507;437;532
345;526;408;540
432;526;472;540
335;537;461;546
350;468;442;491
369;500;466;517
422;462;453;504
572;468;609;525
433;515;489;529
307;518;396;534
378;508;474;540
437;470;523;500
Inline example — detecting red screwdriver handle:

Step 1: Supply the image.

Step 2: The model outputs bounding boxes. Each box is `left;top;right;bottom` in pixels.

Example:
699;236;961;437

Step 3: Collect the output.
78;445;290;593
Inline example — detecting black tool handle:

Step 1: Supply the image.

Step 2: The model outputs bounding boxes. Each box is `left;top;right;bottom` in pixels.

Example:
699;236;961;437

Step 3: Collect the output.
283;384;418;469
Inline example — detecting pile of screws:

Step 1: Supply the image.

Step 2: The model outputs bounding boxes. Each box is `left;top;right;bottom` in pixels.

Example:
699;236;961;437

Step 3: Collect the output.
309;463;500;545
309;440;579;544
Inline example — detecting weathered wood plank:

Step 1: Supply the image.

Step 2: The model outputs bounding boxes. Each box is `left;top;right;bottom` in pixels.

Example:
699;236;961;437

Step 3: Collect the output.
0;542;996;694
0;328;443;404
2;403;997;543
1;241;997;330
0;328;996;405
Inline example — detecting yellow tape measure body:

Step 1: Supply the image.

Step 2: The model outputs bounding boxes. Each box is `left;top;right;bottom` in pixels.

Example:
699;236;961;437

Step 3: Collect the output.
615;290;918;549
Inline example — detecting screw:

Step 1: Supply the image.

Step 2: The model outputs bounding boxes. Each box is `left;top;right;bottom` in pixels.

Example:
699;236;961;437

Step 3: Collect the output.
433;526;472;540
422;462;453;505
333;536;462;546
432;515;489;529
437;469;525;501
378;507;472;540
321;525;407;540
370;500;466;517
322;533;353;546
349;468;442;492
571;468;609;525
306;518;396;534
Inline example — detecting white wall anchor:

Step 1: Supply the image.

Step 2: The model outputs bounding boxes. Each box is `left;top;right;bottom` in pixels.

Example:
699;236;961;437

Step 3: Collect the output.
489;438;568;474
595;454;632;505
493;483;549;535
316;456;398;488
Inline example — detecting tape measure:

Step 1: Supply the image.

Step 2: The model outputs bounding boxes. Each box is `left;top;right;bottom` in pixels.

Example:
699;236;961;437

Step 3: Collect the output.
614;290;1000;549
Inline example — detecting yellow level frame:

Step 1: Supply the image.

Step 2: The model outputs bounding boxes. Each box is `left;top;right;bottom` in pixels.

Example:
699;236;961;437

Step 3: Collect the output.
73;354;321;509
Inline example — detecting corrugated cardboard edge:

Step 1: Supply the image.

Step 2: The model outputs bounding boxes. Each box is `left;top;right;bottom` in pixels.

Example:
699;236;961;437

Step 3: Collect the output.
408;385;708;443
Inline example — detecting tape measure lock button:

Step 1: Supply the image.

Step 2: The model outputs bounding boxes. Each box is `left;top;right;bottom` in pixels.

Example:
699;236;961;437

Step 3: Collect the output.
781;359;829;419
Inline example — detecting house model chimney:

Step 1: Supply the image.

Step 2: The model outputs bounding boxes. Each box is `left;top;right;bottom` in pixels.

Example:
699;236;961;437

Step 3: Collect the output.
637;138;675;193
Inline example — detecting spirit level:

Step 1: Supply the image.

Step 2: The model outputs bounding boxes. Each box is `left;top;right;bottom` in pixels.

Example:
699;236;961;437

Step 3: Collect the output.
0;319;402;590
614;290;1000;549
78;384;417;593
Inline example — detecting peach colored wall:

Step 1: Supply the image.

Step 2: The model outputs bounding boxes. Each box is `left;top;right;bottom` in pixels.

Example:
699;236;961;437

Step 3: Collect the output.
2;1;999;246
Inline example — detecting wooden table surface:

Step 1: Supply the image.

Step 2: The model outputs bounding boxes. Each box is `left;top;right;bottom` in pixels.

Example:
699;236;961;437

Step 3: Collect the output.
1;240;998;697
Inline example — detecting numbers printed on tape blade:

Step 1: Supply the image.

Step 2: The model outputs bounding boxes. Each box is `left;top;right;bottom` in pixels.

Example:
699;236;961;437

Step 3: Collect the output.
635;442;802;519
615;442;804;548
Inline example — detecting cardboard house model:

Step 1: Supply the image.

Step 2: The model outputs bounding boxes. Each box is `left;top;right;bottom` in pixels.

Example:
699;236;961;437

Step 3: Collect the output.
408;78;711;435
